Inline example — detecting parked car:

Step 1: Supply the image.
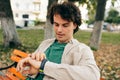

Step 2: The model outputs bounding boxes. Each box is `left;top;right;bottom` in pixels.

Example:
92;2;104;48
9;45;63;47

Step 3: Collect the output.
16;25;23;28
88;22;109;30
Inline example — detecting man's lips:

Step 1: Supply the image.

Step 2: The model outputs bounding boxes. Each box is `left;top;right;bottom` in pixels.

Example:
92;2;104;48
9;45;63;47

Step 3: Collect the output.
57;34;64;37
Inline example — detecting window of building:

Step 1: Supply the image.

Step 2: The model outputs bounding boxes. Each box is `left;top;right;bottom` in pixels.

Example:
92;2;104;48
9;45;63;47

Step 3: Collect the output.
34;3;40;11
22;14;29;18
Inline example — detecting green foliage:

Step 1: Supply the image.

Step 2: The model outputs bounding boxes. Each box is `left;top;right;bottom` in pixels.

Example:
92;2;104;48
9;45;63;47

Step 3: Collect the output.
105;16;113;23
69;0;80;2
83;0;97;24
34;19;45;26
68;0;97;24
90;47;98;51
108;9;119;17
111;0;117;6
113;16;120;24
105;9;120;24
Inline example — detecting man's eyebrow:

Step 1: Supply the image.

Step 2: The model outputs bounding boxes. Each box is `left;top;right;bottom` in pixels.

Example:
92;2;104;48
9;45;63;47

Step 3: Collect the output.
54;22;70;25
53;22;58;24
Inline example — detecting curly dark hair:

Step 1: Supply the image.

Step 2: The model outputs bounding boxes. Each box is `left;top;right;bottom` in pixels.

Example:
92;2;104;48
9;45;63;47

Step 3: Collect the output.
48;2;82;34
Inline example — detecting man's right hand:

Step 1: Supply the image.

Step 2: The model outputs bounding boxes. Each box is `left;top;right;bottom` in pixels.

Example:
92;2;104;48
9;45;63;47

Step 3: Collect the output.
16;57;41;75
29;52;46;61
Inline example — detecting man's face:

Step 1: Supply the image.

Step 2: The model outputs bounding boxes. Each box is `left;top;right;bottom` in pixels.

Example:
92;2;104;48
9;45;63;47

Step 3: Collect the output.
53;14;77;43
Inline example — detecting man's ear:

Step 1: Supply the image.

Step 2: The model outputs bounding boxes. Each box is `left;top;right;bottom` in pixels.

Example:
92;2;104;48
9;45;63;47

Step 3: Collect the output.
73;23;77;29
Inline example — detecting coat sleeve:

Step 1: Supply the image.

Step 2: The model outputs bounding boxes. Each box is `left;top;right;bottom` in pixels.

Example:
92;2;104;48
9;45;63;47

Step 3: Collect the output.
43;45;100;80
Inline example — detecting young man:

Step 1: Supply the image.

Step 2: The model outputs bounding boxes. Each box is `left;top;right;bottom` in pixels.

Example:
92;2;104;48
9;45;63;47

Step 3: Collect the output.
17;2;100;80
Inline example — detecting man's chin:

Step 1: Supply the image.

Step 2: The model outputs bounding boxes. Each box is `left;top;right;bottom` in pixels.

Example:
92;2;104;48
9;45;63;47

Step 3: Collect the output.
56;38;64;42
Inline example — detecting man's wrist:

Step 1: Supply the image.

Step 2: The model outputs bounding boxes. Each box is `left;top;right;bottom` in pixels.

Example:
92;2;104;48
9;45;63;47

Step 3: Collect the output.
39;59;48;73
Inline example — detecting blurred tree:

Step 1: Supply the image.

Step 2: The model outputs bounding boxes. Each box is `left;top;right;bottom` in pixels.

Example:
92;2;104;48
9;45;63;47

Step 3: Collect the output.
89;0;117;50
69;0;97;24
105;9;120;24
44;0;58;40
0;0;21;48
89;0;107;50
113;16;120;24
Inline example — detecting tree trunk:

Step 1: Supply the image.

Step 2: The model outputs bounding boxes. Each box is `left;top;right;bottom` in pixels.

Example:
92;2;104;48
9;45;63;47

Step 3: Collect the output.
89;21;103;50
44;0;58;40
44;19;54;40
1;17;21;48
0;0;21;48
89;0;107;50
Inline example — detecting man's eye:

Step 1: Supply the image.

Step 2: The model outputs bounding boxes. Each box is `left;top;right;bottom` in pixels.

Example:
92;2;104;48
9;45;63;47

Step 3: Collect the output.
54;23;59;26
63;25;68;27
54;24;59;26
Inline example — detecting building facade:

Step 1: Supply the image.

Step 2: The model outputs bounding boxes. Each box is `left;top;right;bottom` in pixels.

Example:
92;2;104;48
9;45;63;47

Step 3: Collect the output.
10;0;48;27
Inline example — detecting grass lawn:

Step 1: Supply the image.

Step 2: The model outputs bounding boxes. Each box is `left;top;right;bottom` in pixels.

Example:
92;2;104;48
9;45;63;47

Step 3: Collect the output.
0;29;120;79
74;30;120;45
0;29;120;50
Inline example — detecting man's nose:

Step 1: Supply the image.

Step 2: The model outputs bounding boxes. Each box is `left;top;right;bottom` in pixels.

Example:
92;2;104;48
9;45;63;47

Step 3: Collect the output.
58;26;62;31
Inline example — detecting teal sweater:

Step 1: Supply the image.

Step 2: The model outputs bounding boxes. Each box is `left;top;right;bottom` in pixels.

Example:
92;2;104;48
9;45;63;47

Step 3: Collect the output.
27;41;67;80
